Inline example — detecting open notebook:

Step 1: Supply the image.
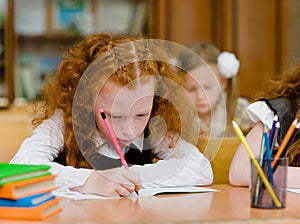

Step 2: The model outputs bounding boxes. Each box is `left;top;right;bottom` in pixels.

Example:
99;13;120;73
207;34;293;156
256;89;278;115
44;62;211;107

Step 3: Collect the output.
137;186;219;197
287;189;300;194
53;186;219;200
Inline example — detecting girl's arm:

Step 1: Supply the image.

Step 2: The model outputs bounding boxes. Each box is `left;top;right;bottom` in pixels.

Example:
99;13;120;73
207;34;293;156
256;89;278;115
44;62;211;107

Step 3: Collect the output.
10;110;93;189
10;110;65;164
10;111;141;197
229;122;263;186
129;137;213;188
287;166;300;188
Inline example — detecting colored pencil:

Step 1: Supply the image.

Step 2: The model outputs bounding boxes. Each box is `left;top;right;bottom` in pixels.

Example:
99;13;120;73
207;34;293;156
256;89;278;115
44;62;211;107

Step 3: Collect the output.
269;115;278;146
232;121;281;208
270;121;280;152
272;119;298;168
264;125;274;186
284;121;300;153
252;129;265;206
99;109;129;169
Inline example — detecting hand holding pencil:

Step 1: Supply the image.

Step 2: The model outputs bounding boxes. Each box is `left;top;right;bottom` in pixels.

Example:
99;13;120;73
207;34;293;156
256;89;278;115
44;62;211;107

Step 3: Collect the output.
77;108;142;196
99;108;143;196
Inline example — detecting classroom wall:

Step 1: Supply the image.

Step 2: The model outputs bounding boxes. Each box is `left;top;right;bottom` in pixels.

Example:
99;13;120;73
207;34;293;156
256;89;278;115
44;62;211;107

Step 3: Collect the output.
1;0;300;159
288;0;300;67
154;0;299;100
2;0;299;103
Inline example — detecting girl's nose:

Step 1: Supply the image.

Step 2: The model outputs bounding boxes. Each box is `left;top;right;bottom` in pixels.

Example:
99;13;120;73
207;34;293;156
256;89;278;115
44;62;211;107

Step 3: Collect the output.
119;123;135;140
196;88;205;99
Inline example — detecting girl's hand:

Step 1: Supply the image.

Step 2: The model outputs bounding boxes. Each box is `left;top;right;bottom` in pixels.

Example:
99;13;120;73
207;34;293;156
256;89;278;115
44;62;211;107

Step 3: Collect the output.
71;167;141;197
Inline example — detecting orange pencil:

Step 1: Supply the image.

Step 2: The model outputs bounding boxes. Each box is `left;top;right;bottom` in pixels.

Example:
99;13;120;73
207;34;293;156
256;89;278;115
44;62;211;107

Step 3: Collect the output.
272;118;298;168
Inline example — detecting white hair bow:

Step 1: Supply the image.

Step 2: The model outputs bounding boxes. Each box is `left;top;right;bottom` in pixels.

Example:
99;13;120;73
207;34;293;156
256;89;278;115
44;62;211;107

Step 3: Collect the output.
217;51;240;79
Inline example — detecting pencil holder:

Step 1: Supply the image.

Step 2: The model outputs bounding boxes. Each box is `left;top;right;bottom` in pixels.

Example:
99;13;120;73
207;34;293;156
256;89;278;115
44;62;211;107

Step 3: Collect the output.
250;157;288;209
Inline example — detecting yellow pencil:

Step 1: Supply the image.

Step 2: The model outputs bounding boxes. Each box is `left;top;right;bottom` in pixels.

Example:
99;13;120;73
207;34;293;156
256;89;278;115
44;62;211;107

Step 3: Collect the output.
232;121;281;208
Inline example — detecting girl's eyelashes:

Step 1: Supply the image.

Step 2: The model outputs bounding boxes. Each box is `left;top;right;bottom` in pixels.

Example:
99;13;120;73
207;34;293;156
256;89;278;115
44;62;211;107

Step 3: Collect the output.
107;113;150;119
104;112;122;119
185;83;213;92
110;115;123;119
202;85;213;90
185;85;198;92
137;112;150;117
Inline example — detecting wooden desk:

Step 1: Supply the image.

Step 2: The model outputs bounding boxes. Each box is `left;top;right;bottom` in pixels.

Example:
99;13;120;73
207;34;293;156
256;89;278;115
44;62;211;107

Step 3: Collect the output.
1;185;300;223
0;105;34;162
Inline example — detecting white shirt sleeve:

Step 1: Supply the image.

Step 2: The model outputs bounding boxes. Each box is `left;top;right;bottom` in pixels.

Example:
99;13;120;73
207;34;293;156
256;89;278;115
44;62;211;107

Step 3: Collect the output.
10;111;212;190
246;101;275;129
129;137;213;188
10;110;92;190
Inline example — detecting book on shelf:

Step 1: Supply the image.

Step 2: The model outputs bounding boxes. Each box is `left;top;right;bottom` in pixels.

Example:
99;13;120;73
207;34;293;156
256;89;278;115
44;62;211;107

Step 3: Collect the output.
0;174;57;199
0;197;62;221
93;0;133;34
0;192;55;207
129;1;148;34
0;163;51;186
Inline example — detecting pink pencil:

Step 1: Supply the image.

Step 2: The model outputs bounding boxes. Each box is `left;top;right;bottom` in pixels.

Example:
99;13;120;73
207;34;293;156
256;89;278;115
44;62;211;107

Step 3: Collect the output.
99;109;129;169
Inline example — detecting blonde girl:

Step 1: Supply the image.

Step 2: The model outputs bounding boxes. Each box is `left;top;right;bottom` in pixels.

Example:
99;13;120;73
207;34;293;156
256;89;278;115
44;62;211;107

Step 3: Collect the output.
178;41;253;138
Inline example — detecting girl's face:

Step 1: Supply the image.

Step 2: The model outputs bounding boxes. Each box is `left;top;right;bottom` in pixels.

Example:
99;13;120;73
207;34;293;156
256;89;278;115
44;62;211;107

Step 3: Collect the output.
95;78;155;147
183;64;227;118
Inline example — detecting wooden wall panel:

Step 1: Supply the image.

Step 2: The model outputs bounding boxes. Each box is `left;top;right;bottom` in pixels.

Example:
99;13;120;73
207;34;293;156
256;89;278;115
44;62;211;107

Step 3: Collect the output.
287;0;300;67
150;0;288;99
4;0;15;103
235;0;281;98
211;0;235;50
163;0;214;46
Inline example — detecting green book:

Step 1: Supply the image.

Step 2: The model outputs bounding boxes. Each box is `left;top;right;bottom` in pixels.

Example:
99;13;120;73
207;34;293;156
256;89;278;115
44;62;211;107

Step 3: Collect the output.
0;163;51;186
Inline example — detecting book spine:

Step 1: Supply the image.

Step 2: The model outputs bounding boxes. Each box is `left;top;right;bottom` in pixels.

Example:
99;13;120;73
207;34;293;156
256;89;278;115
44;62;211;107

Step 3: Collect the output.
0;198;62;221
0;193;55;207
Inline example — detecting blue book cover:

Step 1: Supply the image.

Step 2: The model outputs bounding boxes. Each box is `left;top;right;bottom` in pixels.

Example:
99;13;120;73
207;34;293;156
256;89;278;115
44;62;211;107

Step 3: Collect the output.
0;192;55;207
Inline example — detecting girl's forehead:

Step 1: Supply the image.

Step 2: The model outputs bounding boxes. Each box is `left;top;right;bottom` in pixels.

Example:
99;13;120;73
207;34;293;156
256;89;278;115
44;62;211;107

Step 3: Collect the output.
187;64;220;81
100;78;155;99
104;76;154;88
98;79;154;113
190;64;218;76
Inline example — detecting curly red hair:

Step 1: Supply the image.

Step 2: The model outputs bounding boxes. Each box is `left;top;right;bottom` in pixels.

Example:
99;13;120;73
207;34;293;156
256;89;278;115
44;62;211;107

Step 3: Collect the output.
254;63;300;166
32;33;198;168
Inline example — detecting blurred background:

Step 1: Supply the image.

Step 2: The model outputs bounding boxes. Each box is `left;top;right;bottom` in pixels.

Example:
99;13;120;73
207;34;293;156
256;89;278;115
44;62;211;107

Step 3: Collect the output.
0;0;300;162
0;0;299;107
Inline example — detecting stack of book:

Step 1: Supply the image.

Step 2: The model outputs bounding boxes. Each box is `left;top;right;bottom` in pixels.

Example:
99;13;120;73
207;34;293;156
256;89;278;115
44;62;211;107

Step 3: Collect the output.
0;163;62;221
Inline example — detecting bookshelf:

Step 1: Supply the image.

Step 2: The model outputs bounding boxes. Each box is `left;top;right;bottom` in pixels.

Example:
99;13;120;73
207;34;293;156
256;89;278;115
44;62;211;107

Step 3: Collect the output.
14;0;151;102
0;18;5;103
0;0;14;108
3;0;296;104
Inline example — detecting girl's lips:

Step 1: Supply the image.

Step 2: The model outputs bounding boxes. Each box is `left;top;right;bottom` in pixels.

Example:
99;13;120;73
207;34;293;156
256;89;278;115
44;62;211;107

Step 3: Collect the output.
196;103;207;108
